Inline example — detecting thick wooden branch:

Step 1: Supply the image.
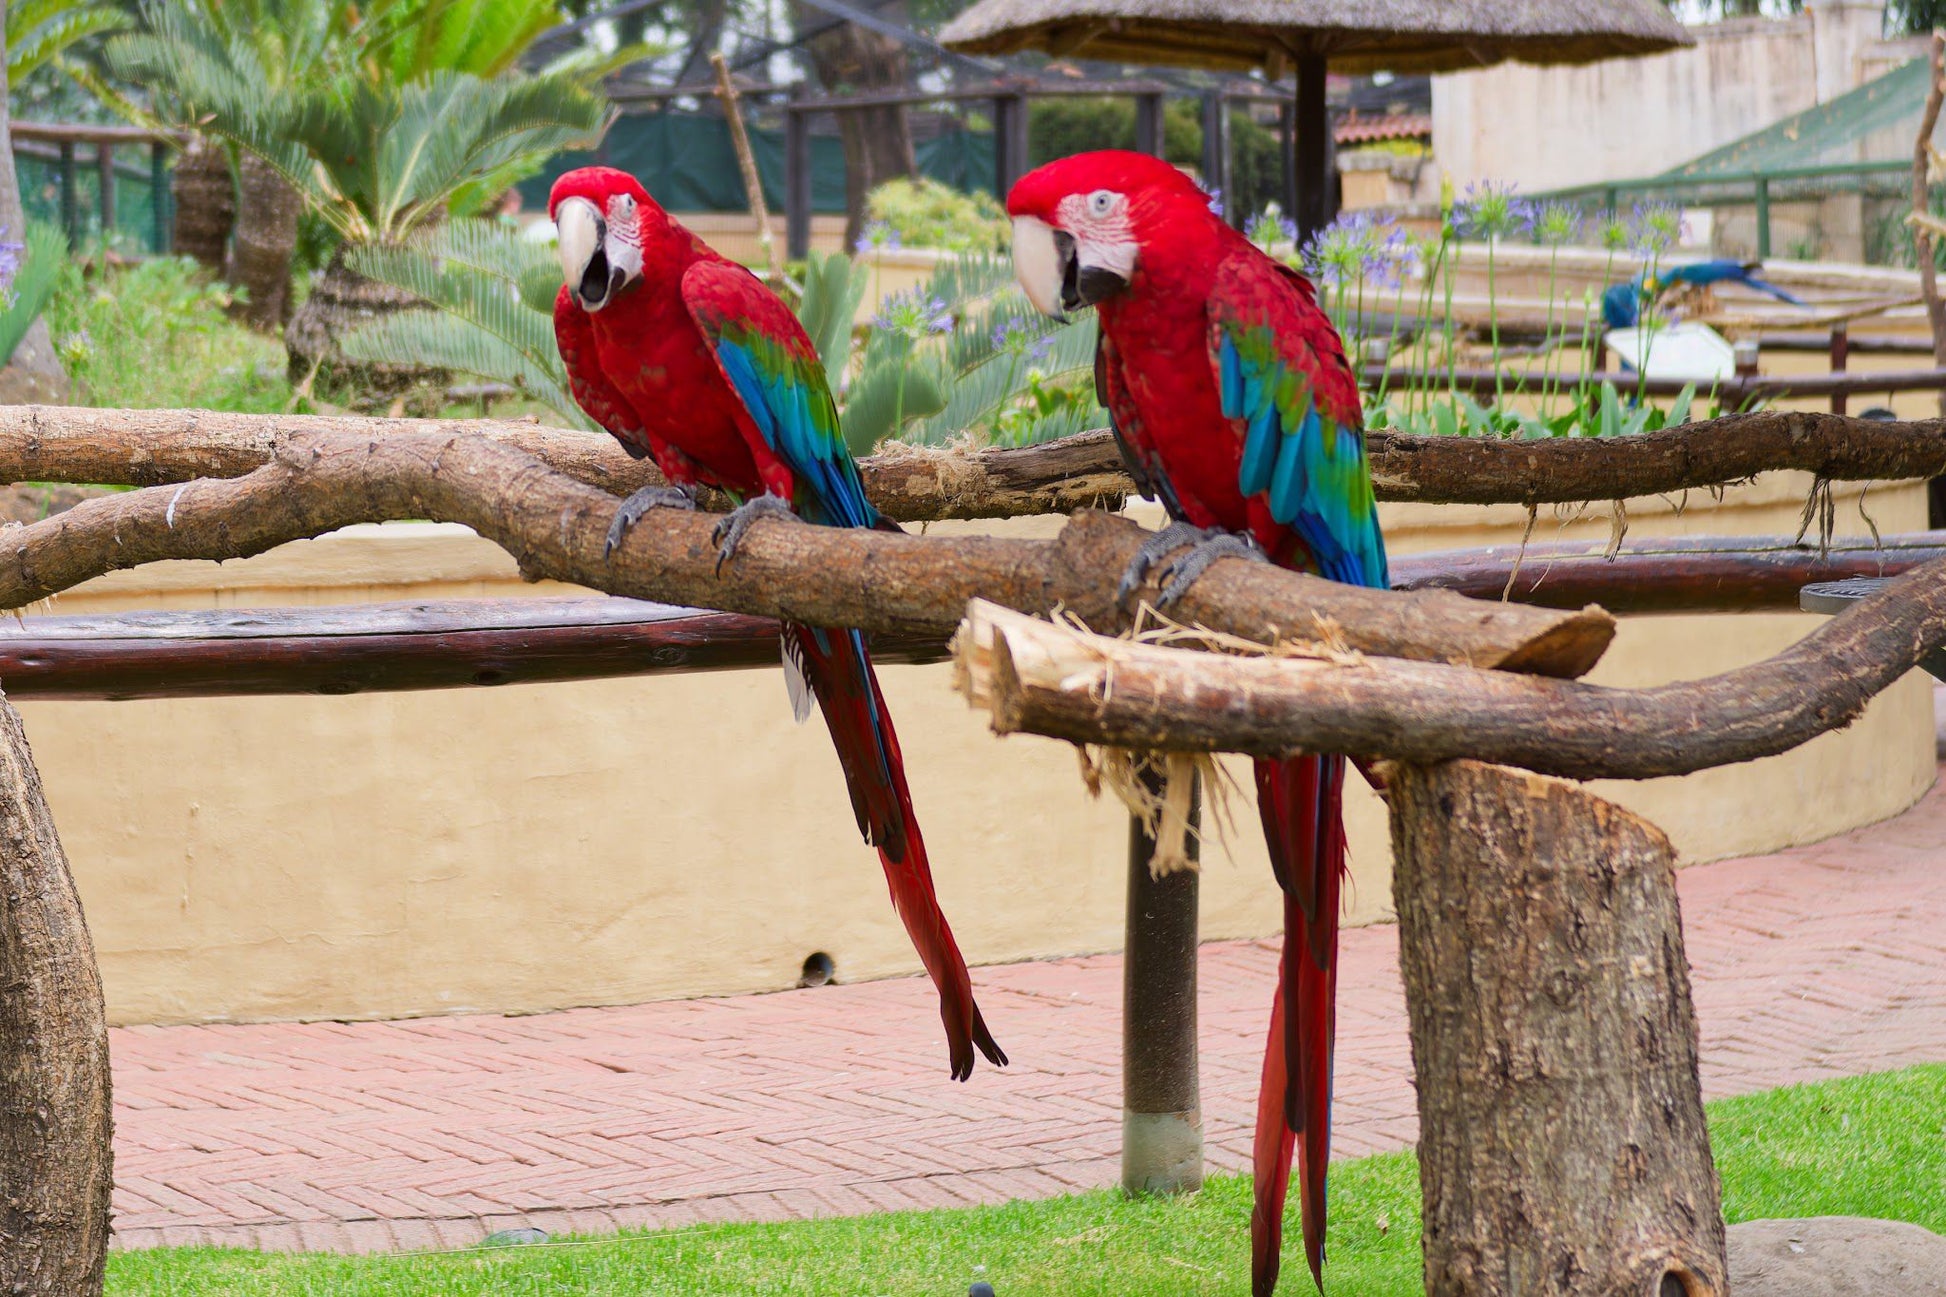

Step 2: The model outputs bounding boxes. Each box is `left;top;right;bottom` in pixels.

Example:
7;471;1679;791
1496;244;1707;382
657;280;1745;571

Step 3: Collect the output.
1365;409;1946;506
0;406;1128;523
6;407;1946;513
0;429;1613;678
959;557;1946;780
1391;532;1946;613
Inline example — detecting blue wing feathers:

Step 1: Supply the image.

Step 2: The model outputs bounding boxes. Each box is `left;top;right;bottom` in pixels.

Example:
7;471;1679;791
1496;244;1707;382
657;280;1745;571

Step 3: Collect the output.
1216;315;1387;592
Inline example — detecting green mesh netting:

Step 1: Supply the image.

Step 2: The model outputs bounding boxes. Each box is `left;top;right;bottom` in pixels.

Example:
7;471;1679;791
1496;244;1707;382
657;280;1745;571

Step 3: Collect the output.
517;110;998;214
16;149;170;252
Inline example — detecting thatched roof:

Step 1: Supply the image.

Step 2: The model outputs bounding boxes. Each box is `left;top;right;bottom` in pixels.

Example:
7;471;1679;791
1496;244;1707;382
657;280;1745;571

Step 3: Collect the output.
939;0;1693;76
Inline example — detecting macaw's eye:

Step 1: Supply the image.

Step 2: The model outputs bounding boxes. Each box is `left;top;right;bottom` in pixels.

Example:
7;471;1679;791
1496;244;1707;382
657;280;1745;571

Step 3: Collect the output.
612;195;636;219
1087;190;1119;217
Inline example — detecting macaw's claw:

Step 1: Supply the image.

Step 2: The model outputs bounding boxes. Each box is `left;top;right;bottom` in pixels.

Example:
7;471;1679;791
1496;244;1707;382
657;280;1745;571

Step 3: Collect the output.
1157;531;1266;607
1116;520;1268;609
604;484;696;558
1115;520;1212;606
711;493;797;574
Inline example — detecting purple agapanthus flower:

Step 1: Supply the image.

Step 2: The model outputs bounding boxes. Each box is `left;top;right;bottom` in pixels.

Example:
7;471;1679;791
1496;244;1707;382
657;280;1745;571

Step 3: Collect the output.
0;229;23;293
1454;180;1536;241
1628;202;1685;257
1246;209;1299;251
855;220;902;254
1301;210;1418;292
874;288;952;340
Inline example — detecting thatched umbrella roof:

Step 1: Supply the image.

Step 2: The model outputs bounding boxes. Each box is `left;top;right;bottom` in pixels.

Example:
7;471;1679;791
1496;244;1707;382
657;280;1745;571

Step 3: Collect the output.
939;0;1693;77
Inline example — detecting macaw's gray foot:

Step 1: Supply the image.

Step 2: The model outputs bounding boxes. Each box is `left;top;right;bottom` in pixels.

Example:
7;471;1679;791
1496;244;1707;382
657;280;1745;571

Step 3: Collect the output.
1116;521;1268;608
604;484;696;558
711;493;797;574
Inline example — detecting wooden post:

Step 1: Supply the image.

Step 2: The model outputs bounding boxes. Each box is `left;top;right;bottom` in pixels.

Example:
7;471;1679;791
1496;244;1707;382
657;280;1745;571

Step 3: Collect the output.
1830;323;1849;416
58;141;78;246
785;90;812;262
149;140;169;253
1754;175;1773;260
1199;89;1230;222
1134;92;1166;158
0;689;113;1295
94;143;114;242
1280;96;1298;218
711;54;781;282
1389;760;1727;1297
1121;765;1202;1195
993;93;1029;198
1293;52;1333;243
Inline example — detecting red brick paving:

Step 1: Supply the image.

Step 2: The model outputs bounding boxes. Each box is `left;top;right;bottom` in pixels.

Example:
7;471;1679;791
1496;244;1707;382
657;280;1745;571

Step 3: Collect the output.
112;769;1946;1253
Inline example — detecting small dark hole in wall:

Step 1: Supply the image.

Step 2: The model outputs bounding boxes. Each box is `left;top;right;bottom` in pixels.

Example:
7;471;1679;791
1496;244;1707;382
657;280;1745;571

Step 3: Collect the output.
798;952;835;988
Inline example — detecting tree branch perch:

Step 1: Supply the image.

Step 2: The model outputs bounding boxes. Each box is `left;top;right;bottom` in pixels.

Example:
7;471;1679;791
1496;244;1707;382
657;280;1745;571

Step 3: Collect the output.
5;406;1946;514
957;558;1946;780
0;427;1613;678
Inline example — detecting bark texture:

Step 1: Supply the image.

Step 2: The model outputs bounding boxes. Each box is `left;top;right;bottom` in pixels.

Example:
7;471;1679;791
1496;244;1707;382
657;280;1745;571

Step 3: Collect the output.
225;152;301;330
169;136;235;274
0;690;113;1296
10;408;1946;510
0;434;1610;679
0;407;1130;522
283;250;442;398
956;565;1946;778
1389;760;1725;1297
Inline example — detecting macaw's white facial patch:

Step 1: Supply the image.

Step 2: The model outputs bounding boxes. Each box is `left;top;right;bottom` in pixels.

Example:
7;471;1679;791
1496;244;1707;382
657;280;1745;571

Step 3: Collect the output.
1056;189;1137;285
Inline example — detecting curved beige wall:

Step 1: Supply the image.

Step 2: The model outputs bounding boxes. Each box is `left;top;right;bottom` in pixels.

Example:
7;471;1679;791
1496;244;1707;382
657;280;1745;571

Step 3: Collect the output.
18;475;1934;1027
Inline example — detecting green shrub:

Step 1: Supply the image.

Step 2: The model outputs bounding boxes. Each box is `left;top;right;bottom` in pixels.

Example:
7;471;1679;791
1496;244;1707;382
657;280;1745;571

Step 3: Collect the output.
44;257;293;412
863;178;1008;253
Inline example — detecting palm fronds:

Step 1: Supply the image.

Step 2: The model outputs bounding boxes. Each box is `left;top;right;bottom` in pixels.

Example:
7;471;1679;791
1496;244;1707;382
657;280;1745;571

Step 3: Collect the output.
341;220;587;427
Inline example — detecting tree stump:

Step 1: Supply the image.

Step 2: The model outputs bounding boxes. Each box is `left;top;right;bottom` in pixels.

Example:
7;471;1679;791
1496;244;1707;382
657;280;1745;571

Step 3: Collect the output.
0;691;112;1295
1389;760;1725;1297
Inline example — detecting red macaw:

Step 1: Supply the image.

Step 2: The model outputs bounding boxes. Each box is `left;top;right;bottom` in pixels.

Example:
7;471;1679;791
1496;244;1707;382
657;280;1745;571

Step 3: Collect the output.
548;166;1005;1082
1007;152;1387;1294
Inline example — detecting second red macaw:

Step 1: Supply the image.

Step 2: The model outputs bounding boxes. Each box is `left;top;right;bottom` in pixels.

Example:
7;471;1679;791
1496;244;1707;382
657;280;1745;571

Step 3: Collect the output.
549;166;1005;1082
1007;151;1388;1294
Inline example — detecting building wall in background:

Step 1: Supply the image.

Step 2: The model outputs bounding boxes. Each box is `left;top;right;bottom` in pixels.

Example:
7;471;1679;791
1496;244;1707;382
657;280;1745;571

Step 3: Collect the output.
1431;1;1919;195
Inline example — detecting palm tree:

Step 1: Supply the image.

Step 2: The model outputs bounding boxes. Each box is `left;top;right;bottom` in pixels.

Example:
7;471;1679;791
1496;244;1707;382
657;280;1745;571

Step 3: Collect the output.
179;60;603;391
111;0;354;328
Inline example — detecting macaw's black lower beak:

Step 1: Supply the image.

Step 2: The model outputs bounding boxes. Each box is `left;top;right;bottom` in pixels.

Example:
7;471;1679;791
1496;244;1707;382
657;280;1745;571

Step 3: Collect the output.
1058;230;1128;313
578;242;616;309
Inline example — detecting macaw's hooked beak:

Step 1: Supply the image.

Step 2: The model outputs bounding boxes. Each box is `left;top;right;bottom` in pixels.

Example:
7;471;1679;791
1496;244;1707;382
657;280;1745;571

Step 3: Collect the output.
1011;215;1128;322
556;196;625;311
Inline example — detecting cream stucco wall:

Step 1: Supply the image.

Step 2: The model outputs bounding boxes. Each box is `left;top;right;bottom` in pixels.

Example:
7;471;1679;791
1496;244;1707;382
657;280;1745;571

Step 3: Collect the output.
18;476;1934;1027
1430;2;1922;196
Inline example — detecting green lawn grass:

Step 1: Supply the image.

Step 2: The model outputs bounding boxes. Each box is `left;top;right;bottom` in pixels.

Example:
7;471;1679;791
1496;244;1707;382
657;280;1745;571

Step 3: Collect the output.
106;1064;1946;1295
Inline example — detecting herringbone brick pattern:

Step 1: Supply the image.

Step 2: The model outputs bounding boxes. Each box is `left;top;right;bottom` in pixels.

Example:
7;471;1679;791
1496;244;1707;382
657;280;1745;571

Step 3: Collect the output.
111;771;1946;1254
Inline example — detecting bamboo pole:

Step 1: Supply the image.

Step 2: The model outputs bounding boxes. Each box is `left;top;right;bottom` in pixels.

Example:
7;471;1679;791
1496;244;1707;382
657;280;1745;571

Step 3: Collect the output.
712;53;783;284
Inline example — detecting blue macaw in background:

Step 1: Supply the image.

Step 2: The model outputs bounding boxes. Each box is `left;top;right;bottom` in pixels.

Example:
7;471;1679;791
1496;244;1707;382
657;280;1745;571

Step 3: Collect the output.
1602;259;1806;331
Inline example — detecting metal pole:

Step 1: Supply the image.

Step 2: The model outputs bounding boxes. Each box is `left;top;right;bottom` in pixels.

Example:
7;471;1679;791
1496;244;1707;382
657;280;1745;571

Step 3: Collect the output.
785;92;812;263
96;143;116;242
1134;92;1165;158
150;141;171;253
1122;765;1202;1196
1293;52;1333;243
59;142;79;246
1755;176;1772;260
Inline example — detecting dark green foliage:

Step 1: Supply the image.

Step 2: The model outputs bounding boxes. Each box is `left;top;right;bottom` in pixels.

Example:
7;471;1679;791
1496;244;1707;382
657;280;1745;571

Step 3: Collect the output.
1027;96;1280;217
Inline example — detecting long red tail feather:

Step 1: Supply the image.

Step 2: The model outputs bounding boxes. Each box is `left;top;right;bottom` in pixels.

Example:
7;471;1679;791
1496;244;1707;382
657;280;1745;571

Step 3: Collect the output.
1252;754;1345;1293
790;623;1006;1081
